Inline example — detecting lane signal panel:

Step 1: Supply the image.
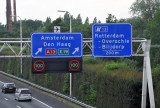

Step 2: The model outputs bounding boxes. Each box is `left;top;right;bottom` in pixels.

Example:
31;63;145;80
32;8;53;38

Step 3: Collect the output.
32;58;82;73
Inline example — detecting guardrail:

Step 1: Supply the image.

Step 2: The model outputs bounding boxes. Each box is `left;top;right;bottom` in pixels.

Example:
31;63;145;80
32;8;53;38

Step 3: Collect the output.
0;71;95;108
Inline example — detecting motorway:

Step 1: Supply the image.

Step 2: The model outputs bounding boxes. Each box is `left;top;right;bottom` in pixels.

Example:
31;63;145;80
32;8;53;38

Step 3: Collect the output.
0;74;75;108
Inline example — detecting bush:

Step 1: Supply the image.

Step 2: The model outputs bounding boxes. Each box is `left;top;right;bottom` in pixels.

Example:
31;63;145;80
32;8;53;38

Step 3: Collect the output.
104;62;127;72
79;82;97;106
83;57;99;64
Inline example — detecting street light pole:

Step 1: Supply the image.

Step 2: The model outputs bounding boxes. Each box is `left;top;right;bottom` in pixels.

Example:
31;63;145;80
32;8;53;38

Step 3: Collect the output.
69;14;72;97
11;15;23;74
58;10;72;97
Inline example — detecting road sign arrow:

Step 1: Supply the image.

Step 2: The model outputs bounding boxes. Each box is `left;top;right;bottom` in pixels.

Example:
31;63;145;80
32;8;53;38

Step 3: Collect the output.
72;47;79;55
35;48;42;55
56;27;59;32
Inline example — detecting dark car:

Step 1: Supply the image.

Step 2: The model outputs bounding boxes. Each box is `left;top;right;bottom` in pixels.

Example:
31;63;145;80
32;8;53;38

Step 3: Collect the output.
1;83;16;93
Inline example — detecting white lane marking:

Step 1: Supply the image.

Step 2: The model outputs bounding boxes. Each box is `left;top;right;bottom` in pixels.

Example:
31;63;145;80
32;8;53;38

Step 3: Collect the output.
17;105;21;108
33;97;53;108
0;81;4;84
4;98;8;100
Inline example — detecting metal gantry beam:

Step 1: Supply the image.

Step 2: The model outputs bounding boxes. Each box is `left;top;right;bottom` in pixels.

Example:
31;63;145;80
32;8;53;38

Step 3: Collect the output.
0;38;147;57
0;38;31;58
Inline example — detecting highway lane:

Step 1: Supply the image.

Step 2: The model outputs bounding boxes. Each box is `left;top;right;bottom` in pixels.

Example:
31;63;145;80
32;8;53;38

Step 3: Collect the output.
0;74;74;108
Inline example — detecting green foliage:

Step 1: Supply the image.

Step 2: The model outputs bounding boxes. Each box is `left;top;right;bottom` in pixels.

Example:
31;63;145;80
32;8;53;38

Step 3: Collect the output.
0;23;6;31
85;17;89;24
63;12;70;24
29;71;33;82
106;14;118;23
93;17;97;23
7;58;12;74
44;17;51;25
83;57;99;64
145;9;160;66
16;59;22;77
0;31;18;38
98;20;101;23
62;73;70;95
146;9;160;43
79;82;97;106
152;64;160;107
153;64;160;84
104;62;127;72
12;19;43;38
124;17;146;38
72;23;92;38
122;58;138;70
75;14;82;24
44;74;52;87
130;0;160;21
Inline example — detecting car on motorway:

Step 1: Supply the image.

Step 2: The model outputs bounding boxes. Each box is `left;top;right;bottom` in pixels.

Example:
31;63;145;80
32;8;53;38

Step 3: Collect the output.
15;88;32;101
1;83;16;93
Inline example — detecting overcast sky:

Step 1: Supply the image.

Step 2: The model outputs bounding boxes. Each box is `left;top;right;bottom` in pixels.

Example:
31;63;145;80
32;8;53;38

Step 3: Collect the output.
0;0;135;24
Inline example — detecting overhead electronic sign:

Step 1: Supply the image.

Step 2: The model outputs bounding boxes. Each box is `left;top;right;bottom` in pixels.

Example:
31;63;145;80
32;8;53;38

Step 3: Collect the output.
32;58;82;73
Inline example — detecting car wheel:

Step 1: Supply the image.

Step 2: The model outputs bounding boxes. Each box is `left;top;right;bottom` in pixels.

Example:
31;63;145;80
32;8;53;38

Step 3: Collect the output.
4;90;6;94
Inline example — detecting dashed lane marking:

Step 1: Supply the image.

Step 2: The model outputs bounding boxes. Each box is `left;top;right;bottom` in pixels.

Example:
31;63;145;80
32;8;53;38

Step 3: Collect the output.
33;97;53;108
17;105;21;108
4;98;8;100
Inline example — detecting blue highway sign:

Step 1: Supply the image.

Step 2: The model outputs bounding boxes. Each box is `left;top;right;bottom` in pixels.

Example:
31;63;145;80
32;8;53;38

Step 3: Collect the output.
31;33;82;58
92;23;132;57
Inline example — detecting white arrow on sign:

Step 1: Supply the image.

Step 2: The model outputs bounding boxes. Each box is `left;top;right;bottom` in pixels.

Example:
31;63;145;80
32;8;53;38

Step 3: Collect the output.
35;48;42;55
72;47;79;55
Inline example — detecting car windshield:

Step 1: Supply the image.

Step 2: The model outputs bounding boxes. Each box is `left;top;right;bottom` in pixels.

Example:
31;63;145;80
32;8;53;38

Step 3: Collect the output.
7;84;15;87
21;90;31;94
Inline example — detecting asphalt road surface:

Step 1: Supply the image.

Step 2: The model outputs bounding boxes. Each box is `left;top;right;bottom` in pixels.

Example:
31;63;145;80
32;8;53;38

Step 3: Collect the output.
0;74;74;108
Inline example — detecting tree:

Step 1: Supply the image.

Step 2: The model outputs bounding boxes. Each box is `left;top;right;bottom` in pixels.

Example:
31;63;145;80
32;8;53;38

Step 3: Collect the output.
145;9;160;66
76;14;82;24
124;17;146;38
85;17;89;24
63;12;70;24
106;14;117;23
44;17;51;25
146;9;160;44
98;20;101;23
130;0;160;21
93;17;97;23
43;18;64;32
0;23;6;31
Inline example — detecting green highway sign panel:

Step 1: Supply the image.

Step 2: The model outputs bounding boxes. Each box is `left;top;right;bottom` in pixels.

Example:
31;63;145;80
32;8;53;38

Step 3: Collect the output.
58;49;69;55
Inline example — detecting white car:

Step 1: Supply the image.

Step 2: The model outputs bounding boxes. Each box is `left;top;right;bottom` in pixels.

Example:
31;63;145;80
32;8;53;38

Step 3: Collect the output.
15;88;32;101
